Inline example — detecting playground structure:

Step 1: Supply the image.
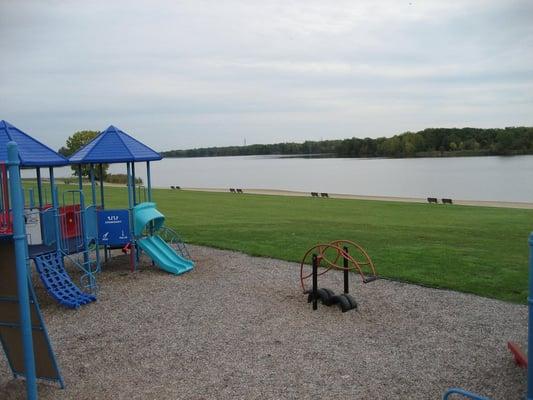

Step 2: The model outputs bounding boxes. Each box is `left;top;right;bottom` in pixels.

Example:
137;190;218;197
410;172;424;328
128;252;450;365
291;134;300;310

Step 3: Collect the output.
68;125;194;276
0;121;194;310
0;123;195;399
300;240;378;312
0;120;98;308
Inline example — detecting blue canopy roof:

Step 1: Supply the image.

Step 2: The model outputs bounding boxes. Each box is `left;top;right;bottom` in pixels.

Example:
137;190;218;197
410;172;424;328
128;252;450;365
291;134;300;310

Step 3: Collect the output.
69;125;162;164
0;120;69;167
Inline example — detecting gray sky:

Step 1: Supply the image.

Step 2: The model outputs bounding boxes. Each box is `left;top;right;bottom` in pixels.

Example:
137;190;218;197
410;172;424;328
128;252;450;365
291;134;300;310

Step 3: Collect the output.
1;0;532;151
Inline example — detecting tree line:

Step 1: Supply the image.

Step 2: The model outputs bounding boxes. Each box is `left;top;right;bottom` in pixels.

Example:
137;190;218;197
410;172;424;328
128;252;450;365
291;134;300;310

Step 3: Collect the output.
162;127;533;158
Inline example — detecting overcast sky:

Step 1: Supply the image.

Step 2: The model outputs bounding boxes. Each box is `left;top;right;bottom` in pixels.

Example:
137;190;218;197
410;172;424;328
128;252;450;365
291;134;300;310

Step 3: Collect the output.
1;0;532;151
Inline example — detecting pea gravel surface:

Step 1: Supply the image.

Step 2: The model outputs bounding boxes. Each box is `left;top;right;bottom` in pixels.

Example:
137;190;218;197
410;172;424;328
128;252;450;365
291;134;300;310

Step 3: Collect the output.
0;245;527;399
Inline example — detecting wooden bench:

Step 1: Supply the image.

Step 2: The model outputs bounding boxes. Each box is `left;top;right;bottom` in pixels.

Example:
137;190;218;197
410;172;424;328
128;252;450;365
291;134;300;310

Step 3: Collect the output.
427;197;438;204
320;193;329;198
170;186;175;190
442;198;453;204
229;188;236;193
236;189;243;194
311;192;319;197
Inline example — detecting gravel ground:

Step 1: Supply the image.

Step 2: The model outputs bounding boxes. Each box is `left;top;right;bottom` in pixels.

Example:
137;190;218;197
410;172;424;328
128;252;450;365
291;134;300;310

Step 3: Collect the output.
0;245;528;399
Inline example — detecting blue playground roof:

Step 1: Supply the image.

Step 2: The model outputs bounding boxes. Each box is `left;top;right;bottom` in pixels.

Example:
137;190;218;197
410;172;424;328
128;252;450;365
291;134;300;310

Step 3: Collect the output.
0;120;69;167
69;125;162;164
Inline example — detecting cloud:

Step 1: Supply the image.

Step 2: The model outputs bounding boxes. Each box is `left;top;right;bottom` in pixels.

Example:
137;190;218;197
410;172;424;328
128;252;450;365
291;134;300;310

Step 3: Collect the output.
0;0;532;150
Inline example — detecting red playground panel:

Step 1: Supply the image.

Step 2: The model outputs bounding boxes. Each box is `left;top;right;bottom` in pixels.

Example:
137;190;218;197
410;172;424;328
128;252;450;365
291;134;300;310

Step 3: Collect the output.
59;204;81;239
508;341;528;368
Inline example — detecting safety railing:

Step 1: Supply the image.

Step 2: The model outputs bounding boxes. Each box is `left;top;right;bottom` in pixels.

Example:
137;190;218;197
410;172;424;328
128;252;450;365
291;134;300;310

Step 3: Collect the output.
157;226;192;260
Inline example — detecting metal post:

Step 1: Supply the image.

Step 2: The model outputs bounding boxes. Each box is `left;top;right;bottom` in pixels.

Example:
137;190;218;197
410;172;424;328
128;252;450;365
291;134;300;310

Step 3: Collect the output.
7;142;38;400
343;246;349;294
89;164;100;274
131;162;137;206
28;188;35;209
77;165;83;191
36;168;43;209
146;161;152;202
89;164;97;206
99;164;107;262
312;254;318;311
50;167;61;252
126;163;136;271
527;232;533;400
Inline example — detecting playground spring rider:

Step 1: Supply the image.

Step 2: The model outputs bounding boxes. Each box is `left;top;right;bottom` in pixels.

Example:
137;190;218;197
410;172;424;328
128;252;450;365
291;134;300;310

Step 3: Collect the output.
300;240;378;312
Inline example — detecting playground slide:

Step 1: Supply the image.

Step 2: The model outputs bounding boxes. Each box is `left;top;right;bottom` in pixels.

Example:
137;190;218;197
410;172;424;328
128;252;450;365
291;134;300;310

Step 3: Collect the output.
137;234;194;275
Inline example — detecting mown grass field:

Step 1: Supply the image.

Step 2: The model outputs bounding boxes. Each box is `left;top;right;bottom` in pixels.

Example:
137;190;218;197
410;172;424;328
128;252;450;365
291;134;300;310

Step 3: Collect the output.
25;182;533;303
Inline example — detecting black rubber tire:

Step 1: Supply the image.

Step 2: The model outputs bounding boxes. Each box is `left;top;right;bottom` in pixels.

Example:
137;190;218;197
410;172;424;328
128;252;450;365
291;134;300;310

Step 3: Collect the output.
337;294;357;312
317;288;335;306
344;294;358;310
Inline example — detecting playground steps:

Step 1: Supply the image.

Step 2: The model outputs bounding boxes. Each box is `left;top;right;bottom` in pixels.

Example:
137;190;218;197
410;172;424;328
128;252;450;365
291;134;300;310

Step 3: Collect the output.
34;251;96;309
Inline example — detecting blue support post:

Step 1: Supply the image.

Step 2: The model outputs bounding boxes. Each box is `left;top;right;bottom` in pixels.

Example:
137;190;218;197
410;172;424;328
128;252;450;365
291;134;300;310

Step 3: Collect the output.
89;164;100;274
90;164;97;206
126;163;136;271
36;168;44;239
29;188;35;209
7;142;38;400
49;167;61;252
36;168;43;209
77;165;83;191
132;162;137;206
146;161;152;202
99;164;108;262
527;232;533;400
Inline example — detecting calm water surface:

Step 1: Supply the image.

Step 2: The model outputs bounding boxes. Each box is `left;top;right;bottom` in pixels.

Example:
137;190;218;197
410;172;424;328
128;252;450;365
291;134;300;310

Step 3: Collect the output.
122;155;533;203
38;155;533;203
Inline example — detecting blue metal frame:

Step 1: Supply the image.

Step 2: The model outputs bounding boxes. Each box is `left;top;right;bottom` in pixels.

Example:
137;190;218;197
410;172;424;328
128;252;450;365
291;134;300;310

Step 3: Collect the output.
7;141;38;400
49;167;61;252
442;388;491;400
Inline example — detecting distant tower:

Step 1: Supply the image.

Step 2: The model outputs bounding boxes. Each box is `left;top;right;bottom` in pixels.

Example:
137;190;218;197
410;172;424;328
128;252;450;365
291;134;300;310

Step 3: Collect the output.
244;137;247;146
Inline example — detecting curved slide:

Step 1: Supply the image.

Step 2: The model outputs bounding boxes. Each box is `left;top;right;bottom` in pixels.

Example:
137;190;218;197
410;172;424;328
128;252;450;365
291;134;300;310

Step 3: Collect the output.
137;235;194;275
134;202;194;275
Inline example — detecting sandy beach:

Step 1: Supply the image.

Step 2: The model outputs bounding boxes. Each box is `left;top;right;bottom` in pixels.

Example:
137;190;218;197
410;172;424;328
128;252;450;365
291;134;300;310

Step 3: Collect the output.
175;187;533;210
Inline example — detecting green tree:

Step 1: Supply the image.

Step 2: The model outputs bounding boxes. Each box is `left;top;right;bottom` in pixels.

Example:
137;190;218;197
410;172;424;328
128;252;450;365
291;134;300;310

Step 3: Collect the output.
59;130;109;179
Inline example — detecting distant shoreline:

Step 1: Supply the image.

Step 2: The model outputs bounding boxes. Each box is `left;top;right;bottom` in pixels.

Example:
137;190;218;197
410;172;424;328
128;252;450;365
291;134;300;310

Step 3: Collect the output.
175;187;533;210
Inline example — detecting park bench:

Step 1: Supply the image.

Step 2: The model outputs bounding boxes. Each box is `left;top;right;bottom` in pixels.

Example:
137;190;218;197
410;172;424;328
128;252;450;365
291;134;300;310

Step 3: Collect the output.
427;197;438;204
442;198;453;204
321;193;329;198
311;192;319;197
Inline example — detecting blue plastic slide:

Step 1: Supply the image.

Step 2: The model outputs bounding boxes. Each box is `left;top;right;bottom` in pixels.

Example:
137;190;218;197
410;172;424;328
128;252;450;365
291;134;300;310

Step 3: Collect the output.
133;202;194;275
137;235;194;275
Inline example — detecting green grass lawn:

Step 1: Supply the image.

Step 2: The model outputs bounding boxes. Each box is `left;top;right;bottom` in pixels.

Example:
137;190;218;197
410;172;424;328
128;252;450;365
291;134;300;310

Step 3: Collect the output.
24;182;533;303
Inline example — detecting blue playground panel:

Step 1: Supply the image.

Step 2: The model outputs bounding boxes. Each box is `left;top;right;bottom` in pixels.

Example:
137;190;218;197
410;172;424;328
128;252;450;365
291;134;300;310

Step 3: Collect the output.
97;209;130;247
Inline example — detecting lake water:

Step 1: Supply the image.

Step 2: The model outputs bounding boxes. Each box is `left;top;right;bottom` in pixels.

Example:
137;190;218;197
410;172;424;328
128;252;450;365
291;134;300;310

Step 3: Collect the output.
36;155;533;203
